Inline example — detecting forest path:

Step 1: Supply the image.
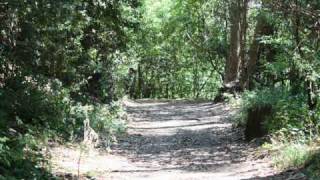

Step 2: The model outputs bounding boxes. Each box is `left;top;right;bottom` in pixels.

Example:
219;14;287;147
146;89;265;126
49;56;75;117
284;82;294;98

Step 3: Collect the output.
50;100;291;179
107;100;276;179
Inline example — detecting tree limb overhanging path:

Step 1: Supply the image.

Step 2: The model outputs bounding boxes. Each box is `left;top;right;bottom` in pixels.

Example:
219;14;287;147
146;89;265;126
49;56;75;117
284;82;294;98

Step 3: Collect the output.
51;100;300;179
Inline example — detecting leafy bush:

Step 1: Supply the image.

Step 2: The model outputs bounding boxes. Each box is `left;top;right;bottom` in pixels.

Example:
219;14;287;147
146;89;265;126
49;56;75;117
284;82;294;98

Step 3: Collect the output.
236;87;319;138
240;87;320;177
0;78;70;134
234;87;285;127
0;78;71;178
305;150;320;178
0;132;54;179
0;76;127;178
69;101;127;144
89;101;127;136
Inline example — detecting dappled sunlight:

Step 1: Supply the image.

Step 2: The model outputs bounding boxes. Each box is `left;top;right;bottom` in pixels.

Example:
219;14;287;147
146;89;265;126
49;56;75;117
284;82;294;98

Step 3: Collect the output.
49;100;308;179
126;101;231;135
106;100;276;179
2;0;319;178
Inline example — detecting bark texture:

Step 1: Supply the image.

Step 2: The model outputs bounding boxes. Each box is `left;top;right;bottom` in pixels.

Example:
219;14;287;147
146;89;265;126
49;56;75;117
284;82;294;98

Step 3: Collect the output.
224;0;248;87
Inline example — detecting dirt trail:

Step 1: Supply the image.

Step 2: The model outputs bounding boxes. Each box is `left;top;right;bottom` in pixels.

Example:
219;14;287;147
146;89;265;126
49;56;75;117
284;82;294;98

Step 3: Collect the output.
108;100;275;179
50;100;296;180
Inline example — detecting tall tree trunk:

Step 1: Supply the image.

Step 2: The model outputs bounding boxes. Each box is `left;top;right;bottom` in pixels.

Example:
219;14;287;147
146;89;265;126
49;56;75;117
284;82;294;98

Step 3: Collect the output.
105;60;115;104
137;64;143;99
289;0;302;95
224;0;248;87
193;56;199;97
239;0;248;82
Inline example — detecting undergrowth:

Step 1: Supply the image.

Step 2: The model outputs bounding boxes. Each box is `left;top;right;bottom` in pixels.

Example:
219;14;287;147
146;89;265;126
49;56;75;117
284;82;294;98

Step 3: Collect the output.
0;79;127;179
262;137;320;178
234;87;320;177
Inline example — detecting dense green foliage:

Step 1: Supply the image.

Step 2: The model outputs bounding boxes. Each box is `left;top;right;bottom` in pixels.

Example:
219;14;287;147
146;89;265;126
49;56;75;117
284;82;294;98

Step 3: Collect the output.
129;0;227;99
0;0;320;178
0;0;139;178
238;88;319;137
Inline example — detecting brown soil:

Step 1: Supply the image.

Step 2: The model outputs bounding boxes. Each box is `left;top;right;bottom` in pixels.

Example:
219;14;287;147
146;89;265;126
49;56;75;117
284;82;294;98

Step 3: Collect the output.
50;100;306;180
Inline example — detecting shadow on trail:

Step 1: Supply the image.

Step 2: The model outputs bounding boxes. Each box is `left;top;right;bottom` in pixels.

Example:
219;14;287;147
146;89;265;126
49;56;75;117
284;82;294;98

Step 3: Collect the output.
111;100;251;173
113;129;247;172
127;101;230;123
129;121;226;130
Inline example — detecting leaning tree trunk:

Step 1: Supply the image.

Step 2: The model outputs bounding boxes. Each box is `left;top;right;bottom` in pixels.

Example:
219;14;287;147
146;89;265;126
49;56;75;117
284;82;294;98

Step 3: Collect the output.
240;14;267;89
240;1;275;90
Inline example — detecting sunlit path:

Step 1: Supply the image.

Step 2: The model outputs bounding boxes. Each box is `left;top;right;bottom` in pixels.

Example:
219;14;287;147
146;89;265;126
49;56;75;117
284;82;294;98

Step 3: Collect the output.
107;100;276;179
49;100;306;179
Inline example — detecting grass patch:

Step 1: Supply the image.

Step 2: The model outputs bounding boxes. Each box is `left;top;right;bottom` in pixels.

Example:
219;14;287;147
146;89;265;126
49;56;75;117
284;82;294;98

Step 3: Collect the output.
272;143;312;170
305;151;320;179
262;139;320;178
